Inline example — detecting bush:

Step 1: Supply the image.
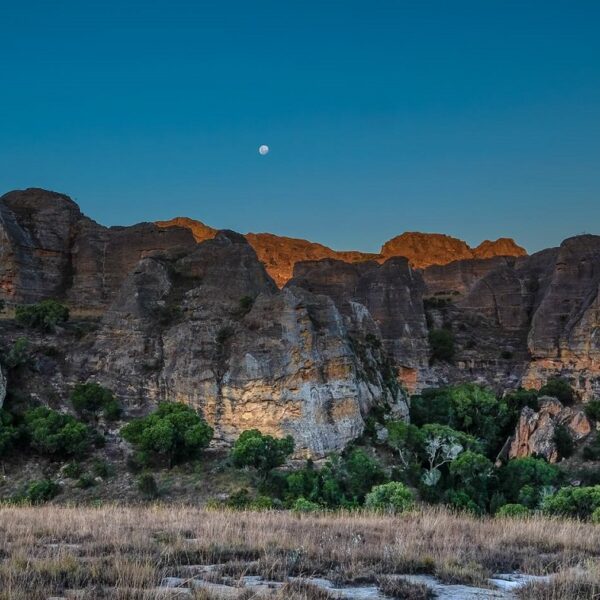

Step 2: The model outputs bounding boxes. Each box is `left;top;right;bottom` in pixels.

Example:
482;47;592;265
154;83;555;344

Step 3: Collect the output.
4;337;30;369
428;328;454;362
553;424;574;459
504;388;539;418
499;458;560;507
121;402;213;467
583;434;600;461
24;407;91;457
365;481;414;514
62;461;83;479
542;485;600;519
496;503;531;518
25;479;61;504
585;400;600;422
292;497;321;513
71;382;121;420
77;473;96;489
231;429;294;478
15;300;69;332
137;473;159;499
539;377;575;405
0;409;20;455
592;506;600;524
91;459;114;478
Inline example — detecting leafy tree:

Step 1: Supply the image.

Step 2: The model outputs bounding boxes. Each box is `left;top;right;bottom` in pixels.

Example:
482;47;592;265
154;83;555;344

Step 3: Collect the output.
539;377;575;405
542;485;600;519
499;457;560;507
344;448;386;502
410;388;453;427
231;429;294;478
428;328;455;362
583;434;600;461
444;489;481;514
553;425;574;459
584;400;600;422
0;409;20;456
446;384;509;451
71;382;121;420
4;337;30;369
24;407;91;457
15;300;69;332
496;503;531;518
449;451;494;510
504;388;539;419
365;481;414;514
25;479;61;504
121;402;213;467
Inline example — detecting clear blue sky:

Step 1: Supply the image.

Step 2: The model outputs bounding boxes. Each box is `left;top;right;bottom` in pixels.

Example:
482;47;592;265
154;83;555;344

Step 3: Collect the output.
1;1;599;253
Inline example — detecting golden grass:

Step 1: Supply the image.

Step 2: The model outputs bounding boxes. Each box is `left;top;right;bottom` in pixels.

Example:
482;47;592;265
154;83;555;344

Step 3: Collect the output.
0;505;598;598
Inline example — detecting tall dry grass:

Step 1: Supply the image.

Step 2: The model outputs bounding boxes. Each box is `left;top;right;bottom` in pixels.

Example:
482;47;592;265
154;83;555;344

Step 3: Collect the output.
0;505;598;598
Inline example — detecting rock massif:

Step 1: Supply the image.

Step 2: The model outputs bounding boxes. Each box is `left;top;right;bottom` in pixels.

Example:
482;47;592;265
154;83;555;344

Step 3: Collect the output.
1;188;599;455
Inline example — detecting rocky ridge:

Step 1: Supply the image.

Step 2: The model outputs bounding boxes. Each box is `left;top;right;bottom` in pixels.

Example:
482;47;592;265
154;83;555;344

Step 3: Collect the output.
1;188;599;456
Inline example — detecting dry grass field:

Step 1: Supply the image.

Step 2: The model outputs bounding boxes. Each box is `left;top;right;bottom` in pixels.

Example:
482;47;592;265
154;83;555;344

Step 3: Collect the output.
0;505;599;599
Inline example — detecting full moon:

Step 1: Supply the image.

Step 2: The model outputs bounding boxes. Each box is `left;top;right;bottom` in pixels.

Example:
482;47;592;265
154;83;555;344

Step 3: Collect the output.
258;144;270;155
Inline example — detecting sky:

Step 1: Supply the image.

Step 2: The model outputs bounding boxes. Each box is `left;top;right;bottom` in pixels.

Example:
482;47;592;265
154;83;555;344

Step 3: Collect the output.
1;1;599;253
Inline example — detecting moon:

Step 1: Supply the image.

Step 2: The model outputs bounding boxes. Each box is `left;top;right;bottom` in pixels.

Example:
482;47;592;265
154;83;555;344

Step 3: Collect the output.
258;144;270;156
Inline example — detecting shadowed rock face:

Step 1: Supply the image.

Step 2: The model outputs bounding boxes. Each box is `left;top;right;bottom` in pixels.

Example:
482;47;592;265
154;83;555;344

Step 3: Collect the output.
76;232;405;456
0;189;197;308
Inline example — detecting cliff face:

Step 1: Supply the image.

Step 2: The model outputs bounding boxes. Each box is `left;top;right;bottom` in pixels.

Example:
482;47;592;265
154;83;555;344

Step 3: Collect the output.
1;188;599;456
72;232;405;456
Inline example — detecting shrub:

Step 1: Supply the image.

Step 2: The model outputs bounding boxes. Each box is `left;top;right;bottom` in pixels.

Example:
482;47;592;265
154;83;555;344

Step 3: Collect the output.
24;407;91;457
4;337;30;369
292;497;321;513
77;474;96;489
91;459;114;478
0;409;20;455
15;300;69;332
539;377;575;405
496;503;531;518
592;506;600;524
499;457;560;507
542;485;600;519
583;434;600;461
553;424;574;459
231;429;294;478
62;461;83;479
121;402;213;467
25;479;61;504
71;382;121;420
365;481;414;514
137;473;159;499
504;388;539;418
410;388;453;426
428;328;454;362
584;400;600;422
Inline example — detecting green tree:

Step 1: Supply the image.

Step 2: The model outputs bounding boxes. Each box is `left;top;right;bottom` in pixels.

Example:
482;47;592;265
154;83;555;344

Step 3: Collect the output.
584;400;600;422
25;479;61;504
428;328;455;362
15;300;69;332
24;407;91;457
71;382;121;420
0;409;20;456
542;485;600;519
499;457;560;507
231;429;294;478
553;425;574;459
449;451;494;510
365;481;414;514
121;402;213;467
410;387;453;426
539;377;575;405
344;448;386;502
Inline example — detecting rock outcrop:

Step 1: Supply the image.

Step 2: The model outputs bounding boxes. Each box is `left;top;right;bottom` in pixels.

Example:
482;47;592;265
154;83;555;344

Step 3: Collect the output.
508;396;591;462
0;189;197;308
74;232;406;457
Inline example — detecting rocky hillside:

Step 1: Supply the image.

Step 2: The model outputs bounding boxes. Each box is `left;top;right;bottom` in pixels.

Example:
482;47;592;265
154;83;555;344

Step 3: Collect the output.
156;217;526;286
1;188;599;457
